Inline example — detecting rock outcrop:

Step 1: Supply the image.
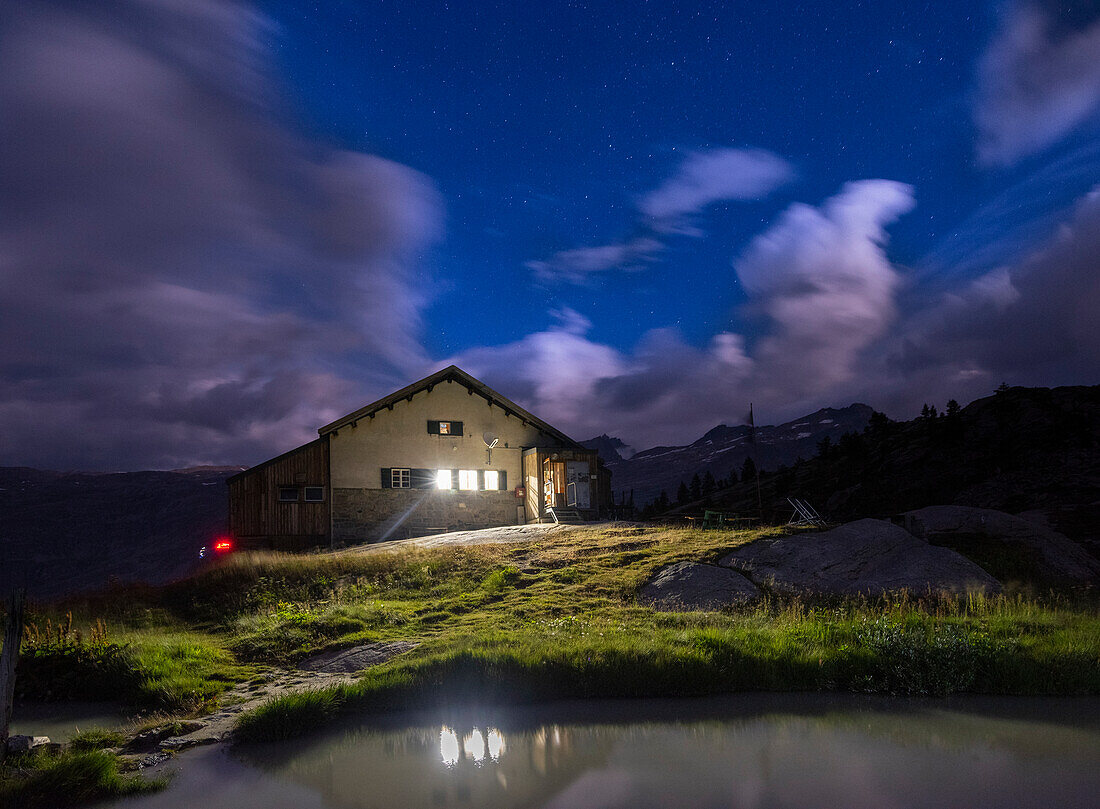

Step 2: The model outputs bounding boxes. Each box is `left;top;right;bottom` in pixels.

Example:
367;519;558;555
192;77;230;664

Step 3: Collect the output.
639;561;760;611
298;641;419;673
719;519;1000;596
901;505;1100;585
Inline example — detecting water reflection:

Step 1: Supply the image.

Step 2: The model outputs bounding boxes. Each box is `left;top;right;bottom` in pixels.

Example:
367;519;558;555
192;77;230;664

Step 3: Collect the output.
487;728;504;760
99;695;1100;809
439;727;459;766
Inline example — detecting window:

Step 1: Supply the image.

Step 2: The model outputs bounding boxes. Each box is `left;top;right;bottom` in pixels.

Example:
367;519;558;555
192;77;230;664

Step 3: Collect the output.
439;421;452;435
278;486;298;502
303;486;324;502
458;469;478;490
427;420;463;436
391;468;411;489
483;470;499;491
435;469;452;490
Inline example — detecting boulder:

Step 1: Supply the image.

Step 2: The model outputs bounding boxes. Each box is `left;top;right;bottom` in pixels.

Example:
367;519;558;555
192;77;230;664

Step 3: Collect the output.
719;518;1000;596
901;506;1100;585
5;735;51;754
298;641;419;673
640;561;760;611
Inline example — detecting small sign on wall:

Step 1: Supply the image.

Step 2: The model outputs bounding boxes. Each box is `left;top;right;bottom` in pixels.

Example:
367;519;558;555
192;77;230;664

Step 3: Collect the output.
514;486;525;498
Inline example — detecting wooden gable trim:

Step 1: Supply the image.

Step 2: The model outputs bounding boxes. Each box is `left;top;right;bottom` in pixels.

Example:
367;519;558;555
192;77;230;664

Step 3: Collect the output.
316;365;583;447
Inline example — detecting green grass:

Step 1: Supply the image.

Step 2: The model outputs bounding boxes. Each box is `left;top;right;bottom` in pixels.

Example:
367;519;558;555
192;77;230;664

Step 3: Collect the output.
9;524;1100;745
0;749;164;808
67;729;127;752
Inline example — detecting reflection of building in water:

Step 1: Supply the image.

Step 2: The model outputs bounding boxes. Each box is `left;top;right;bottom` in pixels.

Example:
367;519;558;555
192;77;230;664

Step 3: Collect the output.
264;722;614;809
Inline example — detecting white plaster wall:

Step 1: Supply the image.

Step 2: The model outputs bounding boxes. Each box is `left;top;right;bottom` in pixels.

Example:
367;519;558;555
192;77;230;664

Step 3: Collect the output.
328;380;559;489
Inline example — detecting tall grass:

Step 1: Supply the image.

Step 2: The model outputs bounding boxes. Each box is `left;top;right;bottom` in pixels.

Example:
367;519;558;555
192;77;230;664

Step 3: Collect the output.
0;750;164;808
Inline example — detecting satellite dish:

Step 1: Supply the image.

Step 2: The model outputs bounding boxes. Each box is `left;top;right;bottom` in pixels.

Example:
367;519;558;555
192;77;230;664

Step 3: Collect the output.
483;432;499;464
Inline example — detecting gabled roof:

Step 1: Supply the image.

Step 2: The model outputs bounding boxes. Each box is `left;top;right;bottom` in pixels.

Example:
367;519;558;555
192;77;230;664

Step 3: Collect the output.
317;365;582;447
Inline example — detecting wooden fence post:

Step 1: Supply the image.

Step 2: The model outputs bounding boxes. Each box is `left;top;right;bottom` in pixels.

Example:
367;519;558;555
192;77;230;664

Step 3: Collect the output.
0;588;27;764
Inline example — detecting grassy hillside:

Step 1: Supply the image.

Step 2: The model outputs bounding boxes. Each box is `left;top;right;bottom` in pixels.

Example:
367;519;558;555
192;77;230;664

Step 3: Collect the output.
7;524;1097;753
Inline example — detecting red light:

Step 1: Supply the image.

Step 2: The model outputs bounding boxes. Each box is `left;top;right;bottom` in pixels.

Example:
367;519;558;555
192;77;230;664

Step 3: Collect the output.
214;538;233;553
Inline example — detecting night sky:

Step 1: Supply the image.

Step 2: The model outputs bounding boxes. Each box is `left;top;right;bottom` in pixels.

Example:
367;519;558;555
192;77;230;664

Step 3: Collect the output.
2;1;1099;470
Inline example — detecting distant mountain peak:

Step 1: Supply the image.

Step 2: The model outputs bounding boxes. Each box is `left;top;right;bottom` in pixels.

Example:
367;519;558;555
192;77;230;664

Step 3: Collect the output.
580;434;636;462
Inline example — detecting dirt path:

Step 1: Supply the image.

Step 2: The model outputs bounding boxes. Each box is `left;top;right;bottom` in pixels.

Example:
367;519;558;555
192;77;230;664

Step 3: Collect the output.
341;522;575;554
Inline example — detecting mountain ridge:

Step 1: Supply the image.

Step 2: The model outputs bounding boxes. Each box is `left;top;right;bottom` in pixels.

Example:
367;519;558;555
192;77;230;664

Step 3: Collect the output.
583;403;875;505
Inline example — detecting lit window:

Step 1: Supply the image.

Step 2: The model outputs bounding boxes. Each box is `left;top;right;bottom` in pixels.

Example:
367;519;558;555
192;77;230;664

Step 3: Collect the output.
439;421;451;435
435;469;452;489
278;487;298;502
459;470;478;490
484;470;499;490
304;486;324;502
391;469;411;488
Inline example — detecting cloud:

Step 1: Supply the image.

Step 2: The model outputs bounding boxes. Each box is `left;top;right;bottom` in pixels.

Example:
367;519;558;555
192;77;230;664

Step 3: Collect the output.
975;2;1100;165
890;184;1100;401
525;237;662;284
0;0;441;470
734;180;916;401
462;178;1100;456
530;148;793;283
639;148;796;232
460;182;916;447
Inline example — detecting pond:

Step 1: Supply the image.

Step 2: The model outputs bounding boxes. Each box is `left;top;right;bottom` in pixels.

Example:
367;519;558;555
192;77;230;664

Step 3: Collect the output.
95;694;1100;809
9;701;128;744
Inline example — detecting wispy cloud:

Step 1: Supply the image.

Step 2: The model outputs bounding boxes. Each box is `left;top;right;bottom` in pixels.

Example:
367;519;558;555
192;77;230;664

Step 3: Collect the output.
639;148;796;233
974;2;1100;165
530;147;793;283
0;0;441;470
525;237;662;284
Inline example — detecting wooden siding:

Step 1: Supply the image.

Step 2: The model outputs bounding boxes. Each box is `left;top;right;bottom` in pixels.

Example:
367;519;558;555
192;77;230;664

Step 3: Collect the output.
228;437;330;550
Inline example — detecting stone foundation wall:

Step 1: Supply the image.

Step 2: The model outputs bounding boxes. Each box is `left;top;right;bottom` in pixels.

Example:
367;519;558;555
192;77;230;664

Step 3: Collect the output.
332;488;524;543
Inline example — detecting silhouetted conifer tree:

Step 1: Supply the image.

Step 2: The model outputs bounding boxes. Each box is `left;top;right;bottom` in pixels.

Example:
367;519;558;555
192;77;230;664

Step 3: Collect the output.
702;471;716;498
741;456;757;483
689;473;702;501
676;481;690;506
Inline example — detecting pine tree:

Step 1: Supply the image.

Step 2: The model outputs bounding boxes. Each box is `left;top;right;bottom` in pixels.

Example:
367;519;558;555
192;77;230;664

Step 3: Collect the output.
702;470;716;498
689;473;702;501
676;481;690;506
945;399;960;418
741;456;757;483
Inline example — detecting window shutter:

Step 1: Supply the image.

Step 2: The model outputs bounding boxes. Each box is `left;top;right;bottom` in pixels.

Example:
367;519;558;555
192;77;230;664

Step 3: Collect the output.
427;420;440;434
381;468;392;488
499;470;507;491
450;469;459;490
452;421;464;436
477;470;485;491
411;468;435;489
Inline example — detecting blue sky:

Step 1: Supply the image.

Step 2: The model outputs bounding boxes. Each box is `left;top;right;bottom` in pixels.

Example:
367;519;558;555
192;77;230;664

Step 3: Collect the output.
1;0;1099;469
